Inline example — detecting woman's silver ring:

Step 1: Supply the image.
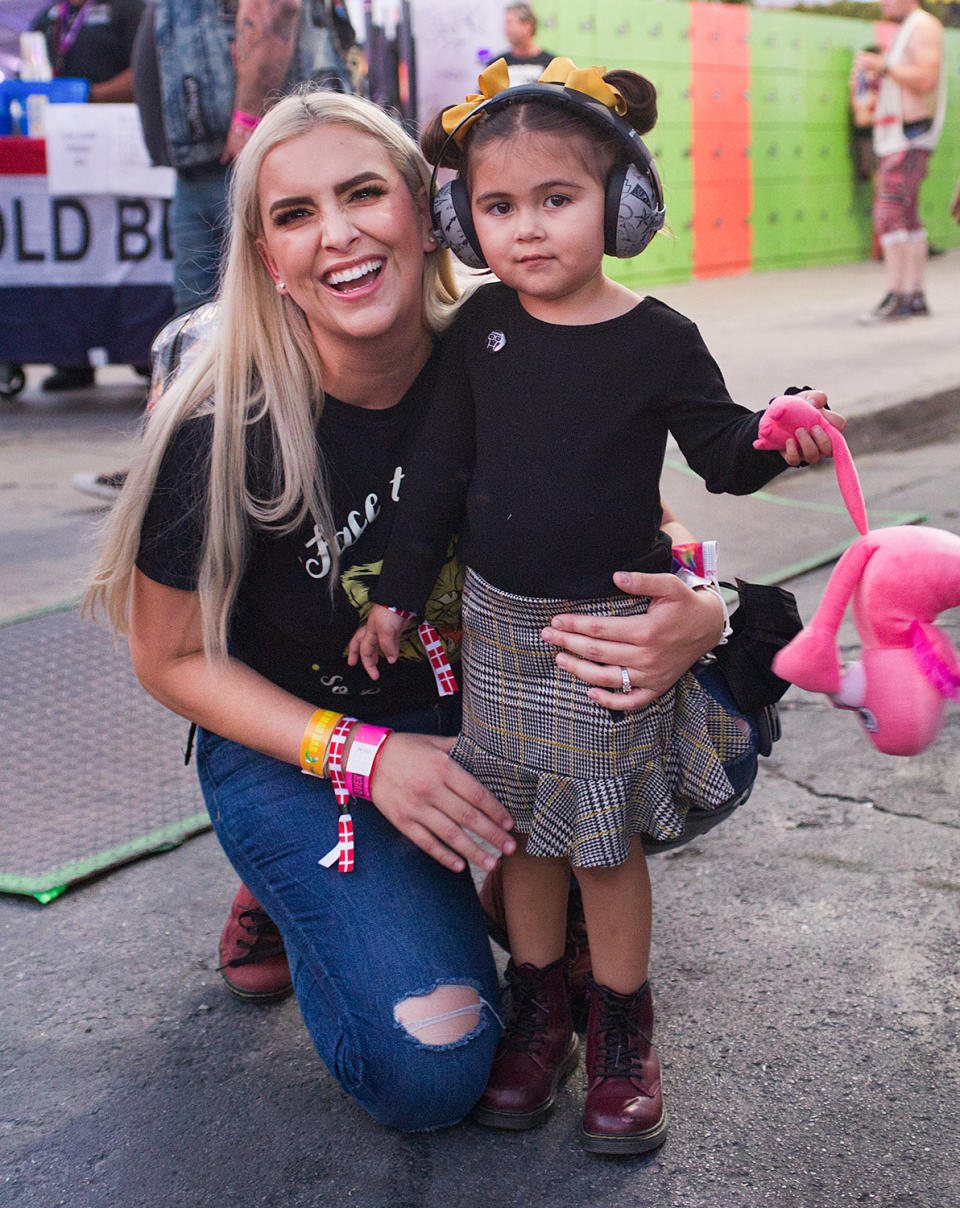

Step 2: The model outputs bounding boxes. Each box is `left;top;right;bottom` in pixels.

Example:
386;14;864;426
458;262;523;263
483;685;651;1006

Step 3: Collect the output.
620;667;632;694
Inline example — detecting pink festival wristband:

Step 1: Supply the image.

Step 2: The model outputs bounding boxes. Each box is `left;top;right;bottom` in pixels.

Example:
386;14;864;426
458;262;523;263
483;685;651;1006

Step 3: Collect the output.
231;109;260;130
343;723;392;801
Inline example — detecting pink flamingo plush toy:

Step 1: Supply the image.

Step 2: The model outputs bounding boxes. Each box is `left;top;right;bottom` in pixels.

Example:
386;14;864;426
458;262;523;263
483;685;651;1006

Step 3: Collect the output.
754;396;960;756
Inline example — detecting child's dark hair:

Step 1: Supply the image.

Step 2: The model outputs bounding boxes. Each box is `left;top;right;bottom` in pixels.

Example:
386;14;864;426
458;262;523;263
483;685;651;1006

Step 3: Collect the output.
420;69;657;184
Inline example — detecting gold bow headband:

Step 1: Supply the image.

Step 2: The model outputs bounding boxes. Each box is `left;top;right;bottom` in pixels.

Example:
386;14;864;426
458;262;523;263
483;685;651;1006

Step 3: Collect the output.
440;56;627;145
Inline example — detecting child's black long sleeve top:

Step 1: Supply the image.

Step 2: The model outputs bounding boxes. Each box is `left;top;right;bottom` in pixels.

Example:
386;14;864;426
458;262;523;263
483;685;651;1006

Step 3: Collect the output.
373;284;787;612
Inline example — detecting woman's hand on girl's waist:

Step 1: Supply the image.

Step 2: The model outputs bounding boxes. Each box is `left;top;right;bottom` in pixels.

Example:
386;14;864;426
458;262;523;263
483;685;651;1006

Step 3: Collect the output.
541;570;726;712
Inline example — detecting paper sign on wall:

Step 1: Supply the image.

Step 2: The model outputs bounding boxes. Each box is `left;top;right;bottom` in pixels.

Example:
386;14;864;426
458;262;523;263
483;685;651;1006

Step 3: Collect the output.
44;104;176;198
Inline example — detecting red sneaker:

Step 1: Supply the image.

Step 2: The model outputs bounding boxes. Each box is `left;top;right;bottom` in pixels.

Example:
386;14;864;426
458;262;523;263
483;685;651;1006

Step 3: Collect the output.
217;885;293;1003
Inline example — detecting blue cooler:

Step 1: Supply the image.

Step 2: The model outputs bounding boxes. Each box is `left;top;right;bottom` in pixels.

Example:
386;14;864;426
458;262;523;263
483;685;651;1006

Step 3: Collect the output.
0;78;90;137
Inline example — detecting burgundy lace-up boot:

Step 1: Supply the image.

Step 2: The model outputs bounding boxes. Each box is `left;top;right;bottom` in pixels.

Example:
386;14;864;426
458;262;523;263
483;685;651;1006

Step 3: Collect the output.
478;864;591;1029
218;885;293;1003
472;957;578;1130
580;977;667;1155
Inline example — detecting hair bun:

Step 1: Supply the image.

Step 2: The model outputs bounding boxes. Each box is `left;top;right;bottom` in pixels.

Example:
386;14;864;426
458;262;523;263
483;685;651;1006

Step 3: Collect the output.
421;109;463;169
605;70;657;136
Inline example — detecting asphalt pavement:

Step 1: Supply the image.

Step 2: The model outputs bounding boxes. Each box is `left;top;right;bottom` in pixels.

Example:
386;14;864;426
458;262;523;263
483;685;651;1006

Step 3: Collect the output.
2;251;959;1208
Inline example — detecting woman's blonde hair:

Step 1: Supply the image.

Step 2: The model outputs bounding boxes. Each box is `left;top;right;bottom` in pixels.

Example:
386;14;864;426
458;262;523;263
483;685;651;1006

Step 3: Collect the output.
86;89;461;657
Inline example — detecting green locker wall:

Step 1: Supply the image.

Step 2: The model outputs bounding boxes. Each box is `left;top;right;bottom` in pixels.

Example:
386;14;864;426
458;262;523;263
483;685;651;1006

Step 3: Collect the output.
539;0;695;285
528;1;959;285
750;10;869;271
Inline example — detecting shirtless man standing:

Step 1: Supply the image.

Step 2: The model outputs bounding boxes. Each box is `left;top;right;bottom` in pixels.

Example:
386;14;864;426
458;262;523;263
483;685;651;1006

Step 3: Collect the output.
854;0;945;323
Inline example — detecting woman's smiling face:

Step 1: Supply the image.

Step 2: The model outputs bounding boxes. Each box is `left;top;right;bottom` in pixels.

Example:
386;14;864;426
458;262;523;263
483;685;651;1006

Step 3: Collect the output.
256;124;436;355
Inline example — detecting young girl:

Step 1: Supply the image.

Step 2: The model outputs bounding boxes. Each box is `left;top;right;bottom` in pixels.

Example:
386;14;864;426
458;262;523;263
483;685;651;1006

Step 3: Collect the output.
350;59;839;1153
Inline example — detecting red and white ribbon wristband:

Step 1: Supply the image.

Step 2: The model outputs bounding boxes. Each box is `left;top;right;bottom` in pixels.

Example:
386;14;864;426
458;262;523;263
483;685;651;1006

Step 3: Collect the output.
388;608;459;697
325;715;356;807
317;720;392;873
318;715;357;872
319;812;355;872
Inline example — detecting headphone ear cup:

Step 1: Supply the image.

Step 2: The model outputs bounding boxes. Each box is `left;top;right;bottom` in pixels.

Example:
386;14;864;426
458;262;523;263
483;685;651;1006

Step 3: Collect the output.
432;178;488;269
604;163;627;257
605;161;666;258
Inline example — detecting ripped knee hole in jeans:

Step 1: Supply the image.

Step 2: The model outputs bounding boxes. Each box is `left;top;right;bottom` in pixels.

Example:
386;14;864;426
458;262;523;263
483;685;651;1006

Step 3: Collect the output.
393;982;498;1048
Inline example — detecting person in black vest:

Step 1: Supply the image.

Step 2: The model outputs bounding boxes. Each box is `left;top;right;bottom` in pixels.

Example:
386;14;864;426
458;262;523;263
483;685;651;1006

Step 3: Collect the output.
71;0;354;497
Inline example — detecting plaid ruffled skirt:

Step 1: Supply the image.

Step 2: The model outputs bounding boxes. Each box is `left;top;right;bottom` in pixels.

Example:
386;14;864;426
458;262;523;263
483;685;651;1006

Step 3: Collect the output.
450;569;751;868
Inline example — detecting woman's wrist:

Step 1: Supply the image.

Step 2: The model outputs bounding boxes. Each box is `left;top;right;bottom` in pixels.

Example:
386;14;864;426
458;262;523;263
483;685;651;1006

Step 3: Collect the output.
299;708;394;804
691;582;729;646
672;540;731;646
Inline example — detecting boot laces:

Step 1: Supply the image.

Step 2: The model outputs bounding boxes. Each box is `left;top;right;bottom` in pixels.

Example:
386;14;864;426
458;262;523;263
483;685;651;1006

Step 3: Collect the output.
219;906;285;970
595;995;646;1077
501;967;550;1055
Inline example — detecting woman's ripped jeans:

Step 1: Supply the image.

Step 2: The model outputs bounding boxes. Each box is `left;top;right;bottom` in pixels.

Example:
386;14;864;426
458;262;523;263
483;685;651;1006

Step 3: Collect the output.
196;700;500;1133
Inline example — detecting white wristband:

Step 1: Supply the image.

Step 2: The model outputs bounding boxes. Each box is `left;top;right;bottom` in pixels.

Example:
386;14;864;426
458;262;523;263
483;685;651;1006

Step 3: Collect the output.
680;573;732;644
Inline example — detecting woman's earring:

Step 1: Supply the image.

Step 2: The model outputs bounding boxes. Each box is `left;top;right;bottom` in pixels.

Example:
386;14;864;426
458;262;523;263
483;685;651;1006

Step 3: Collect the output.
276;280;286;293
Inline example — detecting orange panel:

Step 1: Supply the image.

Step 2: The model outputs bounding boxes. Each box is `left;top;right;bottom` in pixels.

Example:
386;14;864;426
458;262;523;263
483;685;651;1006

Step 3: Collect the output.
690;3;750;69
690;3;752;277
691;66;750;126
692;123;751;185
691;182;753;278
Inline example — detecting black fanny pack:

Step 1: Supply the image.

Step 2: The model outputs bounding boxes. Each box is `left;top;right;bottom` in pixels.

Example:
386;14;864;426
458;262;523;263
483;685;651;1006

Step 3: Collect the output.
711;579;803;714
903;117;933;140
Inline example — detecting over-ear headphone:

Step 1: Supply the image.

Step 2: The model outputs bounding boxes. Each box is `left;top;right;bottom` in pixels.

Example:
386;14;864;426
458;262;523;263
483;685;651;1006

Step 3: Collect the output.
429;82;665;271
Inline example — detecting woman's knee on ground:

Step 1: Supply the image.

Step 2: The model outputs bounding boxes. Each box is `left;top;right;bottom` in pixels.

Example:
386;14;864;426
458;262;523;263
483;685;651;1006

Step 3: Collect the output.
357;983;499;1132
296;971;496;1132
394;982;484;1045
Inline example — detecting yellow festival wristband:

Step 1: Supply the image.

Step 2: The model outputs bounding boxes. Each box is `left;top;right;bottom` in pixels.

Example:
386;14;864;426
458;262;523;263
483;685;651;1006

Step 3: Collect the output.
299;708;342;776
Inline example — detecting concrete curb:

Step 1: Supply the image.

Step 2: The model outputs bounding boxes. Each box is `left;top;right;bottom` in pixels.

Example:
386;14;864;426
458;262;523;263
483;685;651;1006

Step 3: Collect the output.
846;383;960;455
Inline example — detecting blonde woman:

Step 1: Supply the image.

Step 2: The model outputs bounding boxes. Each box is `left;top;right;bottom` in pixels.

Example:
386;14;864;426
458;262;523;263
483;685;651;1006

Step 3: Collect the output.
87;89;729;1131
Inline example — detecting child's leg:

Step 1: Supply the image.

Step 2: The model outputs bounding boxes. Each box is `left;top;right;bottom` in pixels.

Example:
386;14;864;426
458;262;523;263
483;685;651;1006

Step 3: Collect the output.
574;837;652;993
472;835;577;1131
500;834;570;967
574;838;667;1155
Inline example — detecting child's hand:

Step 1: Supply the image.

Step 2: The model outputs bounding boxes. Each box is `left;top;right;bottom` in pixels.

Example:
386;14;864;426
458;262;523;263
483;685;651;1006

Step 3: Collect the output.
347;605;412;680
756;390;847;467
785;390;847;466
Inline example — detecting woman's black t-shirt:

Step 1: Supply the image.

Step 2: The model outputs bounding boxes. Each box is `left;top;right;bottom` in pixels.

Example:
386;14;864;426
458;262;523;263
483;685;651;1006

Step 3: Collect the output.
136;348;461;718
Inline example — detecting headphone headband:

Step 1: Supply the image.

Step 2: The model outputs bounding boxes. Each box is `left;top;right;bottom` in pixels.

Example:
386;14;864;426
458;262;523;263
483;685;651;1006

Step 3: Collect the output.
430;81;663;210
428;81;665;268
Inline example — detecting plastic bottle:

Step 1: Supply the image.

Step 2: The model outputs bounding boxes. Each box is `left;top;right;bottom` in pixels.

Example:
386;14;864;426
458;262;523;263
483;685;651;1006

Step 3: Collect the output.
19;32;53;82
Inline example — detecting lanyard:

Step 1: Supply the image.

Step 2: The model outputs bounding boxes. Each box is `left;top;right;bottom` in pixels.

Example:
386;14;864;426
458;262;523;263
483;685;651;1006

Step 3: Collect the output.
55;0;95;57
